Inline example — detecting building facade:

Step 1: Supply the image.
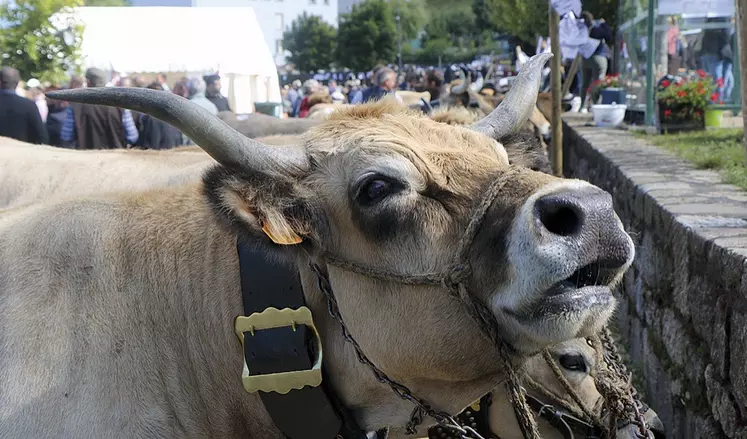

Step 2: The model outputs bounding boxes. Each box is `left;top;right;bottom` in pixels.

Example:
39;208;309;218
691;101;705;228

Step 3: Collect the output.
127;0;338;66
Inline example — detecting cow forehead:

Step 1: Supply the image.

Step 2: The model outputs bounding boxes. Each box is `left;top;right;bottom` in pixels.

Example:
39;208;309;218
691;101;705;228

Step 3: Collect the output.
303;101;506;188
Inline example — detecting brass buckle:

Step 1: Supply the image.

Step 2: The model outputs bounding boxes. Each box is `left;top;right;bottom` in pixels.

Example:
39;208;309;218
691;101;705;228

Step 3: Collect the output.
234;306;323;394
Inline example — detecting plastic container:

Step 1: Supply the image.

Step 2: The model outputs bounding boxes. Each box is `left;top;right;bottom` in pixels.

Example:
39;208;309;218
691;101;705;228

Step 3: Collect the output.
600;88;627;105
705;109;724;128
254;102;283;118
591;103;627;127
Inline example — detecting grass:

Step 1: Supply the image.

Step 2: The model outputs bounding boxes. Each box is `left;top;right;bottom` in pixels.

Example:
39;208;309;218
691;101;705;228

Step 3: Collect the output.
634;128;747;191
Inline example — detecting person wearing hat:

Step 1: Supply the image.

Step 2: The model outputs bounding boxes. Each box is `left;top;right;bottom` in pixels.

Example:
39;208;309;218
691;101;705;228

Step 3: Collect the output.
25;78;48;123
203;74;231;112
60;67;139;149
0;66;48;144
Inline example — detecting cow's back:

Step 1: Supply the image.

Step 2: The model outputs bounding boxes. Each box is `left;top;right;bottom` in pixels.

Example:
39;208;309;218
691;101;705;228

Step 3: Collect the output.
0;138;214;211
0;187;277;438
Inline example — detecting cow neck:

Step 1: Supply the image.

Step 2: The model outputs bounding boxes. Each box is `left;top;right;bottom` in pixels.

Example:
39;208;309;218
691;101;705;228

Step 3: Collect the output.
234;239;386;439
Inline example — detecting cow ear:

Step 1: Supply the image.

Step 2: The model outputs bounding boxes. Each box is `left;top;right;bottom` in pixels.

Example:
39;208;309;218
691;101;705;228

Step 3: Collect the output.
203;166;308;246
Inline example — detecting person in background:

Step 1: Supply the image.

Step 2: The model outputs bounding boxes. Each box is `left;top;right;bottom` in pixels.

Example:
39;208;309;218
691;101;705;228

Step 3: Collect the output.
328;79;341;94
360;68;402;103
666;16;683;75
350;65;386;104
425;68;446;102
187;76;219;116
25;78;48;123
580;11;612;111
45;85;70;147
171;80;190;99
137;82;185;149
60;67;139;149
156;73;170;92
204;74;231;112
297;79;321;118
69;75;85;89
0;66;48;144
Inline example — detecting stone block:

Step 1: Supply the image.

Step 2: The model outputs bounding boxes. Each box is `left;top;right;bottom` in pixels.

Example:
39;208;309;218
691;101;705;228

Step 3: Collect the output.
705;364;739;437
730;311;747;411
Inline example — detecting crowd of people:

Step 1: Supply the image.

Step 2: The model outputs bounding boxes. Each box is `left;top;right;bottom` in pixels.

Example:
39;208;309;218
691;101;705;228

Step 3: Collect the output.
0;66;234;150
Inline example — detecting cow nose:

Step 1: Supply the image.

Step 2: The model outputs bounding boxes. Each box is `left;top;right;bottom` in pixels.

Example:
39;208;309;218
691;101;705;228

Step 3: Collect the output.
535;192;587;237
534;187;631;267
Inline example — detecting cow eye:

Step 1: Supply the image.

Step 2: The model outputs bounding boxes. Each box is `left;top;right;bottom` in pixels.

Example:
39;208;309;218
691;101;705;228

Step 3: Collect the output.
355;175;403;206
558;354;588;373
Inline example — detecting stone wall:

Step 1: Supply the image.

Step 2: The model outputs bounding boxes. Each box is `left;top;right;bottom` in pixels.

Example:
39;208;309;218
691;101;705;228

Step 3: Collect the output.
562;119;747;438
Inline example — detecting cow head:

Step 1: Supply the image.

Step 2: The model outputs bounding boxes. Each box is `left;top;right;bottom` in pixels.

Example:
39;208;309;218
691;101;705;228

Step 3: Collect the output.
47;53;634;426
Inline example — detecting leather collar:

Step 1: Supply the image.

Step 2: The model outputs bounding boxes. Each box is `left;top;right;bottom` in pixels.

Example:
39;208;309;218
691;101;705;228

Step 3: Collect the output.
234;239;387;439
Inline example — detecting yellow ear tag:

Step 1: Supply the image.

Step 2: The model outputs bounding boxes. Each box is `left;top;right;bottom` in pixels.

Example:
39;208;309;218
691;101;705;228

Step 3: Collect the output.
262;222;303;245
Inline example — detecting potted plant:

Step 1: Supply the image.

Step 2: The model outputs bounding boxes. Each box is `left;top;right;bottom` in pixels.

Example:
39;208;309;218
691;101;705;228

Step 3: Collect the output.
655;70;715;134
589;74;626;105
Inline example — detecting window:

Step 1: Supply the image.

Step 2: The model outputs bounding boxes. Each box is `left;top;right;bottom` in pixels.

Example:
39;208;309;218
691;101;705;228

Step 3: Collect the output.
274;13;284;30
275;39;283;55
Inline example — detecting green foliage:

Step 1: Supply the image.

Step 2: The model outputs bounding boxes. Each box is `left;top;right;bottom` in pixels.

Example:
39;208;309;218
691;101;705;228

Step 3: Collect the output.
390;0;428;40
283;12;337;73
0;0;84;84
485;0;546;45
423;9;476;48
472;0;496;33
83;0;131;5
482;0;620;46
336;0;397;71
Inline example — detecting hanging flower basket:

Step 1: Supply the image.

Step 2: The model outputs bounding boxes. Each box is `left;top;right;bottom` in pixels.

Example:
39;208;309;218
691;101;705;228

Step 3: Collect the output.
654;70;717;134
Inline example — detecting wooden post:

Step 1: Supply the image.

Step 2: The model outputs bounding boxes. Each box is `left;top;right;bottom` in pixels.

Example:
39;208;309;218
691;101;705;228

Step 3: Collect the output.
738;0;747;166
549;4;563;176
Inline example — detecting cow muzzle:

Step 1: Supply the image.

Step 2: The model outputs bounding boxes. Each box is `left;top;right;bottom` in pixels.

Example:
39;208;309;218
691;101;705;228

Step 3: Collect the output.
498;179;634;348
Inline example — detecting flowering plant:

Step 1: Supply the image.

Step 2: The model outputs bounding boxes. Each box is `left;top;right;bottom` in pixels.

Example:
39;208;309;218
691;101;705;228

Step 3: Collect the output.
656;70;716;122
589;73;621;103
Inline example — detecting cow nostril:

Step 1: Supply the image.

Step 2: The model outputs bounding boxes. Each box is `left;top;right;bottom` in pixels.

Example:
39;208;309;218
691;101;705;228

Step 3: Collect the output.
536;196;584;237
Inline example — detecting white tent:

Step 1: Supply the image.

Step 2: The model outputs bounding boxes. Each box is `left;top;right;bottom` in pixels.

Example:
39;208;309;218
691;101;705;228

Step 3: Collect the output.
53;6;281;114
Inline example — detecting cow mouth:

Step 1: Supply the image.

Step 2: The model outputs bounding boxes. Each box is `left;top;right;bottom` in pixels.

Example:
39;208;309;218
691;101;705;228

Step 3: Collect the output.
527;261;619;317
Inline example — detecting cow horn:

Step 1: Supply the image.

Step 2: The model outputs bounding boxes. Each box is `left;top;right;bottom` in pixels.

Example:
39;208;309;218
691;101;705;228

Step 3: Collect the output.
469;52;552;140
451;69;471;95
45;87;308;174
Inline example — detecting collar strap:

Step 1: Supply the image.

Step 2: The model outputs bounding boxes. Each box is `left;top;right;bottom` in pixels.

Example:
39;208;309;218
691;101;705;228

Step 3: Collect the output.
234;239;372;439
525;394;603;439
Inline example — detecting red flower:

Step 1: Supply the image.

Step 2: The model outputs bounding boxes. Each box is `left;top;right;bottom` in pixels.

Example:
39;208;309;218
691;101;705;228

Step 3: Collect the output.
661;80;670;87
664;109;672;117
711;92;719;102
716;78;724;87
695;110;702;117
677;90;686;97
697;69;707;78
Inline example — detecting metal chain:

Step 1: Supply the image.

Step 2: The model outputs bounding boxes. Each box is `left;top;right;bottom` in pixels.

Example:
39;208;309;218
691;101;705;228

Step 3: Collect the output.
309;262;488;439
598;327;653;439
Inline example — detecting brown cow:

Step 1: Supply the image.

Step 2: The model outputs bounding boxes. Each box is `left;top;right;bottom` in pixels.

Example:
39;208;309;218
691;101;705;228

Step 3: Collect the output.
0;53;634;438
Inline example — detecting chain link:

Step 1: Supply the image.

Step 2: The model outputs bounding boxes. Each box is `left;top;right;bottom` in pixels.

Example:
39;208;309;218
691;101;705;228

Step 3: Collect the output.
599;328;653;439
309;262;488;439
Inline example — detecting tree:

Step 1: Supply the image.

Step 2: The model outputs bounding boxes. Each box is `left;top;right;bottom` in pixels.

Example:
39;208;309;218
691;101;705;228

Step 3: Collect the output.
83;0;132;5
390;0;428;40
483;0;619;47
283;12;337;72
336;0;397;71
485;0;546;45
0;0;84;84
423;9;476;48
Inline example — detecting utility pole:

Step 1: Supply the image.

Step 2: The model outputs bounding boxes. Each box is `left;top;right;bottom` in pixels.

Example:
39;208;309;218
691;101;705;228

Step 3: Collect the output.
738;0;747;165
549;4;563;176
